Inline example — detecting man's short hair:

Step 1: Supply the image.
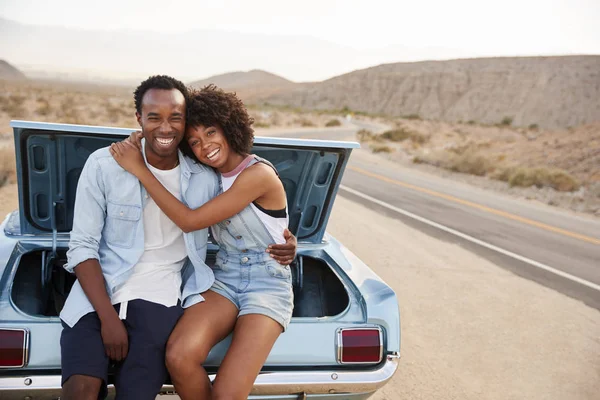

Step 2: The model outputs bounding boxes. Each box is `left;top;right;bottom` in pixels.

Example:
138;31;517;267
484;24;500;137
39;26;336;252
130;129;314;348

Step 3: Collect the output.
133;75;189;114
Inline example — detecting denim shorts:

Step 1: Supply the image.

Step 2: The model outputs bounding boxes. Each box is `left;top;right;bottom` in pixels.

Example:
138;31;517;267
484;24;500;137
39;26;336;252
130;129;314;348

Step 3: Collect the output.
209;251;294;331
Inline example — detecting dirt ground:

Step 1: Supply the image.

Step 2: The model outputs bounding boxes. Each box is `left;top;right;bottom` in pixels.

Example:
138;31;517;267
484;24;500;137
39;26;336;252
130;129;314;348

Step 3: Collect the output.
327;196;600;400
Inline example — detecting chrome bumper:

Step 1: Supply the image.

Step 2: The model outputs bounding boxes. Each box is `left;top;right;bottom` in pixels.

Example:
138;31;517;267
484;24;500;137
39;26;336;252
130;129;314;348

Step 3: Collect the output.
0;355;399;399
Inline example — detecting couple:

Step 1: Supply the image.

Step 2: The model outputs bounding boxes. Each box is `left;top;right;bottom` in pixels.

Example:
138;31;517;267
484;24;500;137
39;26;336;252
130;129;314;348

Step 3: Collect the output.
60;75;296;400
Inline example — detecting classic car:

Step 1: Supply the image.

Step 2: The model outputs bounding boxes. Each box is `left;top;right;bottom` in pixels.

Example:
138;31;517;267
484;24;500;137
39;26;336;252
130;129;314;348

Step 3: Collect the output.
0;120;401;399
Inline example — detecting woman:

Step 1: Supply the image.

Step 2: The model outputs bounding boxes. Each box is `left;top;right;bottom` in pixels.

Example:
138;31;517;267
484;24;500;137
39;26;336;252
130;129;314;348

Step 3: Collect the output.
109;85;294;399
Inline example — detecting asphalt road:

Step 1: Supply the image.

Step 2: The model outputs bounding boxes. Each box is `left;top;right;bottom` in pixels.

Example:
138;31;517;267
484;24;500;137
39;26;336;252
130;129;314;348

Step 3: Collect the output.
263;122;600;310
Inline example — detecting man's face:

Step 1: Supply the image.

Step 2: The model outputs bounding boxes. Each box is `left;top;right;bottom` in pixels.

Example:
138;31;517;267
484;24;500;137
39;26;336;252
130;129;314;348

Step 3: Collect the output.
136;88;186;160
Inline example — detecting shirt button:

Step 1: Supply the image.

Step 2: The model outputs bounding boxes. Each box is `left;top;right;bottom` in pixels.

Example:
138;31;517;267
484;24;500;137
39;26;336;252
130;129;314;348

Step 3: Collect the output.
226;220;231;225
145;194;149;199
241;257;249;263
119;211;124;216
236;235;242;239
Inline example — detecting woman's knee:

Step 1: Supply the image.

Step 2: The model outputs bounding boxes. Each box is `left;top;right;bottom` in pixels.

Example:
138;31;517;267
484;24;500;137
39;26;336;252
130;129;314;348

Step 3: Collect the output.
212;382;248;400
165;336;210;375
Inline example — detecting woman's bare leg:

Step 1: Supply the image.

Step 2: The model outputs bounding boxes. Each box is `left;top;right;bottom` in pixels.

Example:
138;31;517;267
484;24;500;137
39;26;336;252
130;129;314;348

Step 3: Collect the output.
212;314;283;400
166;291;238;400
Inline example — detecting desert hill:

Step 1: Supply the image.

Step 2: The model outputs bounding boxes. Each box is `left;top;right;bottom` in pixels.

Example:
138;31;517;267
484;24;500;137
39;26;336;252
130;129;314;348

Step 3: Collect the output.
188;69;296;98
0;60;26;80
254;56;600;129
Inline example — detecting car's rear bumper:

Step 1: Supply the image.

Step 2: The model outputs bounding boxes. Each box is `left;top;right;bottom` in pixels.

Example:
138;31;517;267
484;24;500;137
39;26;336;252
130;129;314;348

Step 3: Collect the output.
0;354;399;399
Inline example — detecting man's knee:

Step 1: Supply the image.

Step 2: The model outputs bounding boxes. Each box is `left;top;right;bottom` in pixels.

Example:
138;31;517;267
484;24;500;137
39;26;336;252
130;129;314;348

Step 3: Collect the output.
62;374;103;400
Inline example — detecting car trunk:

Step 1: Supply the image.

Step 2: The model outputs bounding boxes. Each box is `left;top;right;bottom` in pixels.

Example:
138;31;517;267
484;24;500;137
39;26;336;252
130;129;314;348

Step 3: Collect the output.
9;243;357;368
11;247;350;320
6;121;367;369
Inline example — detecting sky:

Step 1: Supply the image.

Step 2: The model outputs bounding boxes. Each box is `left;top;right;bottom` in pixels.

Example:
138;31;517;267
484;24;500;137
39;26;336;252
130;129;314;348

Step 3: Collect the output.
1;0;599;81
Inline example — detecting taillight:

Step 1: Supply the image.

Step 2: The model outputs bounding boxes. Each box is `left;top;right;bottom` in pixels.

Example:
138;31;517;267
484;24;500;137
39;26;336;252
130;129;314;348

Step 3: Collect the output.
0;329;29;368
336;327;383;364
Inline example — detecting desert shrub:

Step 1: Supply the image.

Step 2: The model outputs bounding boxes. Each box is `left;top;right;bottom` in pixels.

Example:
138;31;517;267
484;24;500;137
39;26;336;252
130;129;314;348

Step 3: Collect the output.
293;118;315;127
493;166;517;182
254;122;270;128
413;148;491;176
356;129;375;142
508;167;579;191
447;151;491;176
381;128;428;144
528;123;539;130
325;119;341;127
36;98;52;116
381;129;411;142
500;116;513;126
0;146;16;188
371;144;394;154
403;113;421;120
1;95;27;118
467;120;476;125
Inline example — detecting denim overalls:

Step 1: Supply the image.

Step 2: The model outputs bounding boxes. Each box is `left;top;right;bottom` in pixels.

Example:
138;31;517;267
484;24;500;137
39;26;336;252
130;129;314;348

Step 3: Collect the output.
209;156;294;330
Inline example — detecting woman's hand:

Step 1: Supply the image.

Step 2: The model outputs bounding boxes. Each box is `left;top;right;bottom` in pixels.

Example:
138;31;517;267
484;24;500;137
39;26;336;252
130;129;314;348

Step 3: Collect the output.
125;130;143;150
109;140;147;177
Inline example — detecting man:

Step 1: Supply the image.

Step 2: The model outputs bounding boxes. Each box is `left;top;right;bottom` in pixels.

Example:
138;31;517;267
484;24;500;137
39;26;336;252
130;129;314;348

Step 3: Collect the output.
60;75;296;400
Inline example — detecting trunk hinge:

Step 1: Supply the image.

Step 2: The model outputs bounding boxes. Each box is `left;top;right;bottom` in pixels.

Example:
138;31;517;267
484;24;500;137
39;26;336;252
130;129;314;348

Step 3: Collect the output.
41;201;58;288
41;158;59;289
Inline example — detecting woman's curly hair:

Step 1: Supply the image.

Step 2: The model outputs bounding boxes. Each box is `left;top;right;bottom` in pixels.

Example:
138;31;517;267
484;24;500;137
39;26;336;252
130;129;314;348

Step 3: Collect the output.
181;85;254;160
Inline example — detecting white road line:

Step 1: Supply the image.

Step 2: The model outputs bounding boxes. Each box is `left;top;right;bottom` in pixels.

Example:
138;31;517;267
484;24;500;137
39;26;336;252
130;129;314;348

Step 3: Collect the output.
340;185;600;292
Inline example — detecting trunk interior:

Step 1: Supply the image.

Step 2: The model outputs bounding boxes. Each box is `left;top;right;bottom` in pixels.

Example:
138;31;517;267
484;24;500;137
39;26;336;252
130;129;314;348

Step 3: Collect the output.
11;248;350;319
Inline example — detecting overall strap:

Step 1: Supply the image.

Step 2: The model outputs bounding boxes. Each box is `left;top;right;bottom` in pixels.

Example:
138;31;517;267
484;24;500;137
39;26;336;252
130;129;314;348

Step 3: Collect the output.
249;155;280;177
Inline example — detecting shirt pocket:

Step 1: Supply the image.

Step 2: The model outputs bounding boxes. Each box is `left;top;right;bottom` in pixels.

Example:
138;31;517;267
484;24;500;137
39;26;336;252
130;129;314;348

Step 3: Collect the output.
104;202;142;249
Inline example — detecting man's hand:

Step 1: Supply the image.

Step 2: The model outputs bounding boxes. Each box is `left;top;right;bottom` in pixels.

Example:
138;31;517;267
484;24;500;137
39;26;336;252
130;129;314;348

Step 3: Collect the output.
100;314;129;362
267;228;297;265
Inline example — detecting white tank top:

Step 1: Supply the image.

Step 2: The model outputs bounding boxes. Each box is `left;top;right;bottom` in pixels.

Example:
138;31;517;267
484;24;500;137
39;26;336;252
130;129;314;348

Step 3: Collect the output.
220;156;288;244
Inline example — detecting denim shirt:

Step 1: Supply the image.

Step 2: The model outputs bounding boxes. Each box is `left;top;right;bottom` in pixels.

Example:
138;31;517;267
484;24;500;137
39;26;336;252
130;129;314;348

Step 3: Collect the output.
60;145;218;327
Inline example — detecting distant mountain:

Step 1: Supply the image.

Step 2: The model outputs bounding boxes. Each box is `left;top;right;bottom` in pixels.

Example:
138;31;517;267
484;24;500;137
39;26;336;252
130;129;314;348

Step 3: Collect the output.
0;60;26;80
0;17;391;83
189;69;296;98
259;56;600;128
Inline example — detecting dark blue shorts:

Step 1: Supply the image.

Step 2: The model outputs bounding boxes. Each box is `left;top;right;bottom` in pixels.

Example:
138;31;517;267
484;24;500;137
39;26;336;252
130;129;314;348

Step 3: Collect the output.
60;299;183;400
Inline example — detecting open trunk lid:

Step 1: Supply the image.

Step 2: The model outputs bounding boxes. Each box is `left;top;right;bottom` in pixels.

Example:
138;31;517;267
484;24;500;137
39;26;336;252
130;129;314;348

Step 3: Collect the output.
10;120;359;243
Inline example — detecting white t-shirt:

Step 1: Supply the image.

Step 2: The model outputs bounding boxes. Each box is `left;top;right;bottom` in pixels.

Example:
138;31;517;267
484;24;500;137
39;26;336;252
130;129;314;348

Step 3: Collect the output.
111;162;186;318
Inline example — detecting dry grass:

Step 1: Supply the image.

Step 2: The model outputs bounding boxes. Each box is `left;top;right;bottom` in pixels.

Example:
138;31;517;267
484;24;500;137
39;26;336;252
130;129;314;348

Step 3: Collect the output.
0;79;346;137
413;147;491;177
504;167;580;192
0;146;16;188
325;119;342;127
371;144;394;154
381;128;428;144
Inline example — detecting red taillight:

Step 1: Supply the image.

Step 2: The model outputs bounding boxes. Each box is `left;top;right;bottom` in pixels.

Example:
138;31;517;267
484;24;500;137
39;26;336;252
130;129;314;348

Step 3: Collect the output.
337;327;382;364
0;329;29;368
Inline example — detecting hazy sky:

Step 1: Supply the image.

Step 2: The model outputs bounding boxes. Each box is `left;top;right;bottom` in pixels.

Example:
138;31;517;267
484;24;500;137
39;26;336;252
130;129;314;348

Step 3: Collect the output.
1;0;599;81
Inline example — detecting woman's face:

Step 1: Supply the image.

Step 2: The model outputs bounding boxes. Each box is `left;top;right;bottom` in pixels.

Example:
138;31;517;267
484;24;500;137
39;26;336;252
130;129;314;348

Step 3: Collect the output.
186;124;232;170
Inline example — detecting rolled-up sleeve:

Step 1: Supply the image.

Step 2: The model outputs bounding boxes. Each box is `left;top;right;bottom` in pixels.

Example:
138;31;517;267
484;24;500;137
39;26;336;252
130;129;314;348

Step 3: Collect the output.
64;155;107;273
